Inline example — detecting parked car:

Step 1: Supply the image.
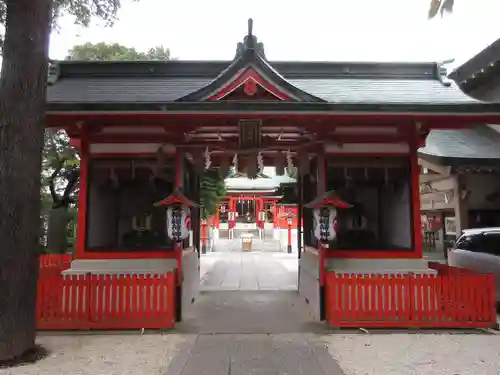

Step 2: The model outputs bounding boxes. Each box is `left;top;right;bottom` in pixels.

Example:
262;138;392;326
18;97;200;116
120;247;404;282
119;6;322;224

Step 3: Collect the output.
448;227;500;303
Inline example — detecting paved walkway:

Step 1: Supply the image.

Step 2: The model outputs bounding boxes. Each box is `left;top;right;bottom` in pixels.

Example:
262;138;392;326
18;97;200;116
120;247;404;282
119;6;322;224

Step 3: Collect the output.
165;334;345;375
168;240;347;375
175;290;326;334
200;250;298;291
170;247;346;374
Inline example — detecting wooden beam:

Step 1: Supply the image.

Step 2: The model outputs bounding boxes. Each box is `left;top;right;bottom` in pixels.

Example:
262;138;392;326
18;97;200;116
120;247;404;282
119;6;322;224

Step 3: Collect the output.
327;159;406;168
419;173;451;183
418;158;451;176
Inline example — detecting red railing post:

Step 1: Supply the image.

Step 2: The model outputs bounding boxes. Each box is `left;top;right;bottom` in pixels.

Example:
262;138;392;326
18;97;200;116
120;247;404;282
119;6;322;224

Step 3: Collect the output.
85;272;92;328
167;272;176;326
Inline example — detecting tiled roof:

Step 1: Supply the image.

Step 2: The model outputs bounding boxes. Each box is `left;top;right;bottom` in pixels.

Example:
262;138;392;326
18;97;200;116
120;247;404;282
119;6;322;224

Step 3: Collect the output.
418;125;500;165
48;77;211;103
47;76;475;105
290;78;474;104
46;57;477;107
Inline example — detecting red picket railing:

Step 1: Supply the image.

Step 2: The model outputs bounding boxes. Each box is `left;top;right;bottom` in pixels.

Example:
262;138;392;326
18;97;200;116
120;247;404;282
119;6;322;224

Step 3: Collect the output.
37;267;176;330
326;270;496;328
40;254;72;268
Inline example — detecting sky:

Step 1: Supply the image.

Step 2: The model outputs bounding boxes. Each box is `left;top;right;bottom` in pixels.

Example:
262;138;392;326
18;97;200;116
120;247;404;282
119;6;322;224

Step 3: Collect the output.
45;0;500;70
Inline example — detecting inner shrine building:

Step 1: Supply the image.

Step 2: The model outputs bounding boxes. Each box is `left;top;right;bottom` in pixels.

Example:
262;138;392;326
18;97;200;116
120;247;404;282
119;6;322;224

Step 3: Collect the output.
44;20;500;322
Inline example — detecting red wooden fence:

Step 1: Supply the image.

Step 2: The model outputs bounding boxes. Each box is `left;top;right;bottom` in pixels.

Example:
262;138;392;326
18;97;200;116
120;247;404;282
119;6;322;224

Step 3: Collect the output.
40;254;72;268
37;267;176;330
326;271;496;328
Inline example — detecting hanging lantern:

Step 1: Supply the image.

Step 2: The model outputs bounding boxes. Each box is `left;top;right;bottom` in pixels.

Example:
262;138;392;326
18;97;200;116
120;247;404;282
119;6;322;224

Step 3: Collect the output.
258;210;266;221
154;188;200;242
305;191;351;246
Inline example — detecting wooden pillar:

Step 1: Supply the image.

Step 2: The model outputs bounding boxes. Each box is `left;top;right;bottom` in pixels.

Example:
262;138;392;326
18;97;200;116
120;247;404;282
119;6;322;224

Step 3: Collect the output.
313;155;327;321
273;200;277;229
316;152;326;195
75;137;89;259
297;175;303;259
215;204;220;229
410;140;423;258
191;163;201;256
174;150;184;322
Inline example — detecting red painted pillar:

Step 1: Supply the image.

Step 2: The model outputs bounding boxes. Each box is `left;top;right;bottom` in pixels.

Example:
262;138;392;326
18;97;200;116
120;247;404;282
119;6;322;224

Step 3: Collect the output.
317;151;327;321
287;220;292;253
215;205;220;229
174;151;184;287
201;218;208;254
273;201;277;229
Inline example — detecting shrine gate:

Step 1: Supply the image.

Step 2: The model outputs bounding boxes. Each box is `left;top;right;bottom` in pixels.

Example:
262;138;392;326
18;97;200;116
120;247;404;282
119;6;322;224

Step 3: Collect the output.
41;20;500;328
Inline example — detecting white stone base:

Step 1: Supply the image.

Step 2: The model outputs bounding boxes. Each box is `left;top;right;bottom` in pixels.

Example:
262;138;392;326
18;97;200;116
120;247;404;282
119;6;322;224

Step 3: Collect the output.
325;258;436;275
61;258;177;276
273;228;302;253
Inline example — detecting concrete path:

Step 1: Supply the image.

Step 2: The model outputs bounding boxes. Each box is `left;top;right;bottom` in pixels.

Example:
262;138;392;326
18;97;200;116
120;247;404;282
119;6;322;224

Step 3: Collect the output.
175;290;326;334
165;334;345;375
200;251;298;291
170;248;346;374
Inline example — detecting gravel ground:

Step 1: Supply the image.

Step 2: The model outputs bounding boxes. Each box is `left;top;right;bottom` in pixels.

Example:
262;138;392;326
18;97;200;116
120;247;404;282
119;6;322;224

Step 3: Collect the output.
0;333;188;375
321;332;500;375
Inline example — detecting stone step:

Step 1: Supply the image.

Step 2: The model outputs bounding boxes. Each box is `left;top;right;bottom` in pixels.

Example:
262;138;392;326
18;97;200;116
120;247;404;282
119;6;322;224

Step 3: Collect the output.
212;238;282;253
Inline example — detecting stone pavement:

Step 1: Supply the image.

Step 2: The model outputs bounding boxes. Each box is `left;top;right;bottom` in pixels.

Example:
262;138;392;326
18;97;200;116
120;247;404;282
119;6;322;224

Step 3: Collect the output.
174;291;326;334
199;251;298;291
168;244;346;374
165;334;345;375
213;238;283;253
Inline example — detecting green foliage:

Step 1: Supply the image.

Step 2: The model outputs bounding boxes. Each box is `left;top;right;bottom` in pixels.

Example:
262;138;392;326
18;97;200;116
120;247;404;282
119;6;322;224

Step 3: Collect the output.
51;0;127;28
1;0;133;50
42;130;80;210
66;42;172;61
200;169;227;219
428;0;454;19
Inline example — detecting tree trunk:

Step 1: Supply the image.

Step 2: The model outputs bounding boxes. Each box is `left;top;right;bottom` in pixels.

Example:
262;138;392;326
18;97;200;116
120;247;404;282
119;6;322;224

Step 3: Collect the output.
0;0;52;361
46;207;70;254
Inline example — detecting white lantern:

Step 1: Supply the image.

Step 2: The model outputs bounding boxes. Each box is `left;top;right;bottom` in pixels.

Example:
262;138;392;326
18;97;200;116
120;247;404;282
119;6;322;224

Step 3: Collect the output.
313;207;338;242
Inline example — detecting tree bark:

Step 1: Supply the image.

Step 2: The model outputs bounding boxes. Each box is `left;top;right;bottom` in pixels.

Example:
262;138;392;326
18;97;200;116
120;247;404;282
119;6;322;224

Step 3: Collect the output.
0;0;52;361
